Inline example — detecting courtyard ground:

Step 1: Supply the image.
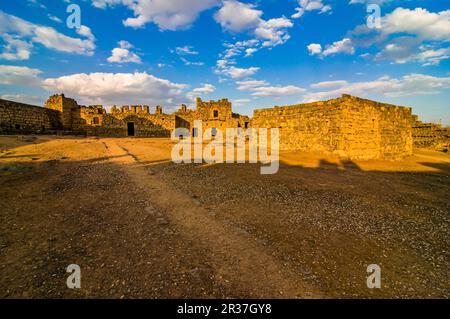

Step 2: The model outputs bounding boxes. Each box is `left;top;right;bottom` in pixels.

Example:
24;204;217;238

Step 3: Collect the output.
0;135;449;298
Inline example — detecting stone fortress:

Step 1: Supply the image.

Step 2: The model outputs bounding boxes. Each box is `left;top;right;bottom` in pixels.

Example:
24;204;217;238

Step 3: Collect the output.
0;93;449;160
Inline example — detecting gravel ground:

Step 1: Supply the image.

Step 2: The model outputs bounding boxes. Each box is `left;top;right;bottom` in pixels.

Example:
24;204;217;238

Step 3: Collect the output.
0;136;449;298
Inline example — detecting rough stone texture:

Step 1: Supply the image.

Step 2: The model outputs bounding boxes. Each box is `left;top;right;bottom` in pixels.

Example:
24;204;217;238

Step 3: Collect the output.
412;116;450;151
174;98;250;136
1;93;445;160
0;99;61;134
46;94;173;137
251;94;414;160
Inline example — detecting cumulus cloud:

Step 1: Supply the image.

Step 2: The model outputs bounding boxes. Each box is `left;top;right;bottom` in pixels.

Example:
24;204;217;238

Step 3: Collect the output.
215;1;294;61
307;43;322;55
374;37;450;66
255;17;293;47
0;11;95;59
0;34;32;61
381;7;450;41
347;7;450;65
250;85;305;97
0;64;42;86
292;0;332;19
223;66;260;79
214;0;262;32
236;78;304;98
107;40;142;64
187;83;216;100
43;71;187;107
236;80;269;91
92;0;220;30
307;38;355;57
302;73;450;102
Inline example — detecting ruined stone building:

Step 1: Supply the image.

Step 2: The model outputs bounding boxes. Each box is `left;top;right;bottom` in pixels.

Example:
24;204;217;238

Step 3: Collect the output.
0;93;448;160
412;115;450;151
174;98;250;137
252;95;415;160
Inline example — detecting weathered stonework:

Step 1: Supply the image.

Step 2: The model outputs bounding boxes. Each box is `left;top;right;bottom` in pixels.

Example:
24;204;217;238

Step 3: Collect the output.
174;97;250;136
1;93;444;160
251;95;414;160
0;99;61;134
412;116;450;151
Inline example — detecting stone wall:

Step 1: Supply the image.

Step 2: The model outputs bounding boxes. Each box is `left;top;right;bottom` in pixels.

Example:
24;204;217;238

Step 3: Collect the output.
174;98;250;136
45;95;172;137
412;117;450;151
251;94;413;160
0;99;61;134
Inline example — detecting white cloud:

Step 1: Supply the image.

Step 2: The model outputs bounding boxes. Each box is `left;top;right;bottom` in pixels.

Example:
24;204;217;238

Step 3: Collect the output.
0;65;42;86
382;8;450;41
48;14;62;23
93;0;220;31
0;34;32;61
43;71;187;107
292;0;332;19
215;1;294;61
345;7;450;65
307;38;355;57
307;43;322;55
175;46;199;55
302;73;450;102
214;0;262;32
250;85;305;97
236;80;269;91
255;17;293;47
0;11;95;59
232;98;251;107
0;94;44;106
322;38;355;56
236;78;304;97
216;63;260;79
375;37;450;66
107;40;142;64
187;83;216;100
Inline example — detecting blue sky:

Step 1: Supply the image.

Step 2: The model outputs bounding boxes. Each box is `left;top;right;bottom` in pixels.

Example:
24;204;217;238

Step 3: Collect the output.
0;0;449;124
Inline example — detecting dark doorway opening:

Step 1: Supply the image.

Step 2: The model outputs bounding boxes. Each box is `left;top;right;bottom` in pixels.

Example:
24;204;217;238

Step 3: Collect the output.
127;122;135;136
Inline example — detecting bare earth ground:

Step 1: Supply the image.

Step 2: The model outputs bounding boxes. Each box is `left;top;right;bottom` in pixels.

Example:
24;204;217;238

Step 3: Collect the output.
0;135;449;298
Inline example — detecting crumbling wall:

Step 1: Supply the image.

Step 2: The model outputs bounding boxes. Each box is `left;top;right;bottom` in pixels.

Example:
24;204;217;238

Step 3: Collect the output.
44;94;78;130
412;117;450;151
251;95;413;160
174;98;250;136
0;99;61;134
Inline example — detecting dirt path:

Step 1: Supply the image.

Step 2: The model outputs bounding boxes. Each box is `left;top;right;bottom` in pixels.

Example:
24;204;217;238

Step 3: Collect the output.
104;139;320;298
1;136;448;298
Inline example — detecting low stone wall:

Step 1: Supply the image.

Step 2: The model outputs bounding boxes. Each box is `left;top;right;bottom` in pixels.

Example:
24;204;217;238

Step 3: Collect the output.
251;95;413;160
0;99;61;134
412;119;450;150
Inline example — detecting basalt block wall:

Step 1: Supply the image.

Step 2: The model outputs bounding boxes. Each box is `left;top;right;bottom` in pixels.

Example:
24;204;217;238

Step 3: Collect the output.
251;95;413;160
0;99;61;134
